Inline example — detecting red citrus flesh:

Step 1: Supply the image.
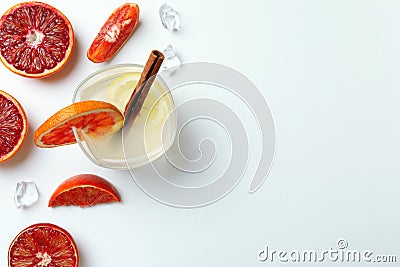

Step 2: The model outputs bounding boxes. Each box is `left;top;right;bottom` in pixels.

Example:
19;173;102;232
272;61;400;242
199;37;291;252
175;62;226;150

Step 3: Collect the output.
0;90;27;163
8;223;79;267
0;2;74;78
49;174;121;207
34;100;123;148
87;3;139;63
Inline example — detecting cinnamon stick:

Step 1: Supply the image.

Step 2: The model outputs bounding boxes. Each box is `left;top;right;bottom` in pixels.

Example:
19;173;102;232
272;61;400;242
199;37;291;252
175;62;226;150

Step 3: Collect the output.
124;50;164;126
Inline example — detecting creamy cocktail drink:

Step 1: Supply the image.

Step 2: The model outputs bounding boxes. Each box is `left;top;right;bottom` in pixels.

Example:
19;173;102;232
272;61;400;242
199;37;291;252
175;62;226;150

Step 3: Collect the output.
73;64;176;169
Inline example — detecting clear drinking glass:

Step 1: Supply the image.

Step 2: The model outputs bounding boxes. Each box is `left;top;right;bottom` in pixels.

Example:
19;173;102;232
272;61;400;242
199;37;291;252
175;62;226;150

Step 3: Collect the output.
72;64;177;169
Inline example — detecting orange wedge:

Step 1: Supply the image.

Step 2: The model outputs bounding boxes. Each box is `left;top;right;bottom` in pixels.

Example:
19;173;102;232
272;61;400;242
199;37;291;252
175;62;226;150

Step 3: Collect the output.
49;174;121;207
87;3;139;63
34;100;123;148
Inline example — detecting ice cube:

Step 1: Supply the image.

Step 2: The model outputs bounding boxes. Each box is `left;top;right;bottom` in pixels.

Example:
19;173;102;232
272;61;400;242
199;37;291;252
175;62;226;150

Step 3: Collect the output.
162;44;182;71
14;181;39;208
159;3;181;31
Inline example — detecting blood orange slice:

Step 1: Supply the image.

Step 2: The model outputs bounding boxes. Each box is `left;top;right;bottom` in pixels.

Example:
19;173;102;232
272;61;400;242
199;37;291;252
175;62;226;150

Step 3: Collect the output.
34;100;123;148
0;2;74;78
87;3;139;63
9;223;79;267
0;90;27;163
49;174;121;207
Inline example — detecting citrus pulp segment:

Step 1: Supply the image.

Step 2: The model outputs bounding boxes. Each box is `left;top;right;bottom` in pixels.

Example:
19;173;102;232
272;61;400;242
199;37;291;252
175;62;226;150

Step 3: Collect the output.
106;72;140;110
87;3;139;63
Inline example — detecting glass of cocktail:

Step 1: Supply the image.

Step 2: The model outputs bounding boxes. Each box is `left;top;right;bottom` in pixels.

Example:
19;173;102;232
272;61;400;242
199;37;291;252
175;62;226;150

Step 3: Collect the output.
72;64;177;169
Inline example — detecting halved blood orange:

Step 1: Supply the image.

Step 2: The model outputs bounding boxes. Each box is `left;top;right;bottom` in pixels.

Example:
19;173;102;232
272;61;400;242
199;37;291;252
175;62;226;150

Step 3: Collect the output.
0;90;27;163
34;100;123;148
87;3;139;63
49;174;121;207
9;223;79;267
0;2;74;78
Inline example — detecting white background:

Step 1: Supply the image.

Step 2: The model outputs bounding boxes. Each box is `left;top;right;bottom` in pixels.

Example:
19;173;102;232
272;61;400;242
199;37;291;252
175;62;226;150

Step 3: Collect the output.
1;0;400;266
